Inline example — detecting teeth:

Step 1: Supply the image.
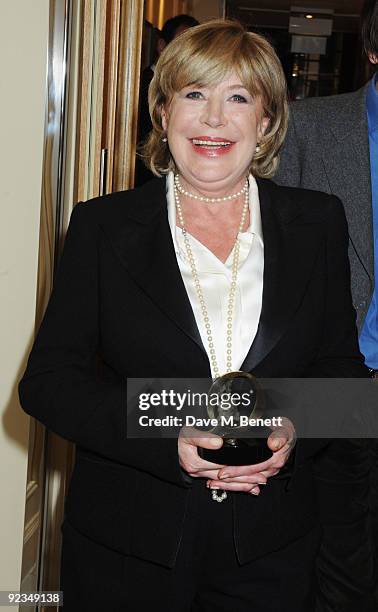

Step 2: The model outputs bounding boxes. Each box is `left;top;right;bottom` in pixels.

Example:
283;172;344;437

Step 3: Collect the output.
192;139;231;146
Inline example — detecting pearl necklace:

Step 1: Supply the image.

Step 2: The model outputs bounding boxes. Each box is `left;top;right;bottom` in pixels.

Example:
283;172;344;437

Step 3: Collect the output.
174;174;248;203
174;177;249;379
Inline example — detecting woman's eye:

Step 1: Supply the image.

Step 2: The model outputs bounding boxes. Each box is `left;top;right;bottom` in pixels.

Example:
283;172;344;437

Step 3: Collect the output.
230;94;248;103
186;91;204;100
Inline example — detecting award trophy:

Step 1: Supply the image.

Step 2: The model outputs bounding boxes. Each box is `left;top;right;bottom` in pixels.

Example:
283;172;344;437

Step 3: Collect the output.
199;371;272;465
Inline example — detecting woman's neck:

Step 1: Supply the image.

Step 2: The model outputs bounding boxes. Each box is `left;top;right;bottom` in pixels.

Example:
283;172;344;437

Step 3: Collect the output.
177;174;248;201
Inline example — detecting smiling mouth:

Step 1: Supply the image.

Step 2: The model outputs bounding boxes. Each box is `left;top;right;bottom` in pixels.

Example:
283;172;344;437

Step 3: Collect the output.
191;138;234;148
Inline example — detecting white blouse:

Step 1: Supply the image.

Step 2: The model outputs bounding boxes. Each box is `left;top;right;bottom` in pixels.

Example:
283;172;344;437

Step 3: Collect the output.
167;172;264;377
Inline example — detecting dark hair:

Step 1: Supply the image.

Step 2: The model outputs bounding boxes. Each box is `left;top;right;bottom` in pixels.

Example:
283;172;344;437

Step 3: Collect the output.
361;0;378;57
160;14;199;44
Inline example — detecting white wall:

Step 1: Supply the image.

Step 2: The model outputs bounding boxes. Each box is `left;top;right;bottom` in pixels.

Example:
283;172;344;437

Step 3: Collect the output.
0;0;49;601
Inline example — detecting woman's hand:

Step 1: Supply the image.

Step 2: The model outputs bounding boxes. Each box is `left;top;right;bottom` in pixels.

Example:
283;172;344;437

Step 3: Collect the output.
207;418;296;495
178;426;226;478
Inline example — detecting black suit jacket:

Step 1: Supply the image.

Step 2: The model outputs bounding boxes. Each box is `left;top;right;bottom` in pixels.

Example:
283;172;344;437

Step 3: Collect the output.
19;177;367;569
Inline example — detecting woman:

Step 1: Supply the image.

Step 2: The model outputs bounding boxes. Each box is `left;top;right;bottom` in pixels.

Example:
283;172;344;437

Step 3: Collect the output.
19;20;368;611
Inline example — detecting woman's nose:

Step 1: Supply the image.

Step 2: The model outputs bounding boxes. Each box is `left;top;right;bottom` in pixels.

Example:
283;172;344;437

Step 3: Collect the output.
200;98;226;128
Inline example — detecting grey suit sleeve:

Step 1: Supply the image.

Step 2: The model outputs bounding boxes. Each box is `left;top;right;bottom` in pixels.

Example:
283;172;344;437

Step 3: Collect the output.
274;107;302;188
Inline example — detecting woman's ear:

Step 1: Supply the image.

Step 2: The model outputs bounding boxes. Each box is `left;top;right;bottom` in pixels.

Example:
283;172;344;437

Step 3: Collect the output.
258;116;270;140
161;106;168;132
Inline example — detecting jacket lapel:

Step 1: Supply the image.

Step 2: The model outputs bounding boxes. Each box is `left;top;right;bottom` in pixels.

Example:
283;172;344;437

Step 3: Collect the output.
100;178;207;359
241;179;323;372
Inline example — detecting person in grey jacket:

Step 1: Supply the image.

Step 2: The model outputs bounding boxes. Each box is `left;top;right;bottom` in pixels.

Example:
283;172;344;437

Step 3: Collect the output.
275;1;378;610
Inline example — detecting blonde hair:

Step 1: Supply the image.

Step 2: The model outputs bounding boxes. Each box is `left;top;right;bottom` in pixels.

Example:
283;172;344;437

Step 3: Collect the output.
142;19;288;179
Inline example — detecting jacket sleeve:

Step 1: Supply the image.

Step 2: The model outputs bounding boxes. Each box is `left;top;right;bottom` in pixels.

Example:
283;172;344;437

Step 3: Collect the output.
294;194;369;467
18;202;189;488
298;196;375;609
305;194;367;378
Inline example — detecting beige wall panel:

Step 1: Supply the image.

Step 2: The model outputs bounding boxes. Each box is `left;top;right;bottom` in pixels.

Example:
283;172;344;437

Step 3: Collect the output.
188;0;224;21
0;0;49;602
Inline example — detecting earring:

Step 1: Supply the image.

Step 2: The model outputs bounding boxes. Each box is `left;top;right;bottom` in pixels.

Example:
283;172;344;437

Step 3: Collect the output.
255;143;261;153
162;137;168;142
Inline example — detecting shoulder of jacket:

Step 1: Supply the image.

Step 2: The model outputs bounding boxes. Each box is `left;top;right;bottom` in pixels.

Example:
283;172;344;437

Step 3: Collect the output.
267;179;342;221
290;86;365;118
293;91;352;107
72;177;167;224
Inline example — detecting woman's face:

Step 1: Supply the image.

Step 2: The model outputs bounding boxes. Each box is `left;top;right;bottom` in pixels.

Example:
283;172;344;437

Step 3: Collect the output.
161;71;270;194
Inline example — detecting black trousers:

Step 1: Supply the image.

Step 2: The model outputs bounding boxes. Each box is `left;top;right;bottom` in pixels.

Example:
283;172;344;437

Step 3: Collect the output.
313;439;376;612
371;439;378;605
61;481;320;612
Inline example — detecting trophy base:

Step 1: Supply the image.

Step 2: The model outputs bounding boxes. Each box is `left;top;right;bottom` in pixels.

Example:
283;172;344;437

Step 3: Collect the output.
199;436;272;466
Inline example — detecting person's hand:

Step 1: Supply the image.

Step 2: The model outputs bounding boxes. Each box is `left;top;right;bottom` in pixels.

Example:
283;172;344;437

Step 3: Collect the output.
207;417;296;495
178;426;225;478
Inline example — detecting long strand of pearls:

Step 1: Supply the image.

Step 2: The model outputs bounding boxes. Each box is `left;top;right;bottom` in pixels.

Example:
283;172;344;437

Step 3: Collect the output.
174;177;249;379
175;174;248;203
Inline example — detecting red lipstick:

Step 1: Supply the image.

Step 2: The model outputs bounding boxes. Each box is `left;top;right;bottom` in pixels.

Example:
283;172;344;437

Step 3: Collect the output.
190;136;235;157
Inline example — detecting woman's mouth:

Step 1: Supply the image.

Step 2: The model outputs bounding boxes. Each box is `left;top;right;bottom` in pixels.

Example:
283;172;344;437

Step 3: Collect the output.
190;137;235;156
